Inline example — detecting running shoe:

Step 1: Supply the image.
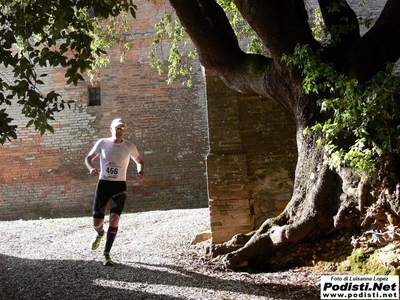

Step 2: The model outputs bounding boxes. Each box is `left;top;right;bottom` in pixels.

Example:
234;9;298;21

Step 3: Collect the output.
103;252;115;266
91;234;103;250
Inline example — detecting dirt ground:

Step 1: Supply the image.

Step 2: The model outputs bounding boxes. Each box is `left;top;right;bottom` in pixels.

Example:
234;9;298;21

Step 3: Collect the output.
0;208;325;300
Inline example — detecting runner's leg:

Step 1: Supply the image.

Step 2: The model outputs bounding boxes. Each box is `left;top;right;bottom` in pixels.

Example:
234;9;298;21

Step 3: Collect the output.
104;187;126;254
92;181;109;249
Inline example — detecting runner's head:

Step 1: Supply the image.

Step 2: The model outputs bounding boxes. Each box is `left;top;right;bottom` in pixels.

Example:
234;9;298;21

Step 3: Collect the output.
110;118;127;142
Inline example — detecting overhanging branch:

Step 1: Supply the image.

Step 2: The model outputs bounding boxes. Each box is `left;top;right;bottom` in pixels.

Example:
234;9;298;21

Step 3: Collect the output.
318;0;360;61
235;0;318;59
169;0;243;65
169;0;274;95
343;0;400;82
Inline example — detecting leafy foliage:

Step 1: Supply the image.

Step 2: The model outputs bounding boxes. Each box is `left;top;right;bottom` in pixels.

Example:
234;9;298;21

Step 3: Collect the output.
149;12;196;87
0;0;136;143
283;45;400;174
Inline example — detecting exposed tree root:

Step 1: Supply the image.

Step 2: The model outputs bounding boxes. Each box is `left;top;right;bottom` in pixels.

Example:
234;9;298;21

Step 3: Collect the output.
211;153;400;272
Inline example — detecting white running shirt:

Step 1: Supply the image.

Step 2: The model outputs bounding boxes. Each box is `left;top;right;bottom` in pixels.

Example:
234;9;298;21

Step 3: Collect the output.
89;138;140;181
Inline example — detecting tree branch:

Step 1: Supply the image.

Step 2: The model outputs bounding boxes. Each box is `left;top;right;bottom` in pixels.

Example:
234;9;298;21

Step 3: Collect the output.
169;0;243;66
318;0;360;65
343;0;400;82
169;0;274;95
235;0;318;59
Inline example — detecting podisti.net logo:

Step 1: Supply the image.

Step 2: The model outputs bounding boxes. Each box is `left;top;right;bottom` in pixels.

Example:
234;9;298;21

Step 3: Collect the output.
320;275;399;299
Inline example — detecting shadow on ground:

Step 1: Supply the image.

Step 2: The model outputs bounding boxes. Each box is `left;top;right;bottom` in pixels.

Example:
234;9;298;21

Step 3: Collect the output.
0;254;319;299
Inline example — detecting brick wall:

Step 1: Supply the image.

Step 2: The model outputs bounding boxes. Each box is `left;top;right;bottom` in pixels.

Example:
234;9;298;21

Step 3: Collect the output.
205;71;298;243
0;1;209;220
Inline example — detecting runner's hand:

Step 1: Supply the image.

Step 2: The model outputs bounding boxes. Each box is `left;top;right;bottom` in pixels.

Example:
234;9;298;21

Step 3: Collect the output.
136;172;144;183
90;168;99;177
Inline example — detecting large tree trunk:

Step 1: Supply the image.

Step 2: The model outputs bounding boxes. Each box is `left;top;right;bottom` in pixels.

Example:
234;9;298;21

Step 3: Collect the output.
168;0;400;270
214;128;356;269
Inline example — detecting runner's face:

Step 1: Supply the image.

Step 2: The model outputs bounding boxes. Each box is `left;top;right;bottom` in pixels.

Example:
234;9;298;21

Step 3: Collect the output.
111;125;126;141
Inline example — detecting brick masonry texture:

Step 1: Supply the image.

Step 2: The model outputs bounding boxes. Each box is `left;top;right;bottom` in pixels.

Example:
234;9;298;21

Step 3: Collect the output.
0;2;209;220
205;71;297;243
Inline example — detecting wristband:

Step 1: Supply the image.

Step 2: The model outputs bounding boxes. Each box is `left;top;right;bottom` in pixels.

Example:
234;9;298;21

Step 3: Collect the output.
137;171;144;176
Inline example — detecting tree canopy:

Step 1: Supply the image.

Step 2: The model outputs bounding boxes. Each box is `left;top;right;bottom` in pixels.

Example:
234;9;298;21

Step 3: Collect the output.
158;0;400;176
0;0;136;143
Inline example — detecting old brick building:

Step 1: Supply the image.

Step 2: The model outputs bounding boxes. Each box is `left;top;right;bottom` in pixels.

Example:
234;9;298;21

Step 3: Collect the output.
0;1;298;243
0;1;210;220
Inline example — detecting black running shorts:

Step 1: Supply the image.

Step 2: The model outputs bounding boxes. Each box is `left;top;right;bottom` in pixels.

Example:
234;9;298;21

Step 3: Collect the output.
92;180;127;219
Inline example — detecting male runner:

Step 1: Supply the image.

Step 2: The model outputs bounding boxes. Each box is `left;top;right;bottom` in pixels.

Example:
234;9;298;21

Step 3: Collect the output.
85;118;144;266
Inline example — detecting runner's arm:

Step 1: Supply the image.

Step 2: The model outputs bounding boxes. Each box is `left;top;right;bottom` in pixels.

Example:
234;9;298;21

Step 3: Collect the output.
85;153;100;176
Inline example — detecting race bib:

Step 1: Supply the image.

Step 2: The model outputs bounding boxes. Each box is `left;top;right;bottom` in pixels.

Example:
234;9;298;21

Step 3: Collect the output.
105;161;121;178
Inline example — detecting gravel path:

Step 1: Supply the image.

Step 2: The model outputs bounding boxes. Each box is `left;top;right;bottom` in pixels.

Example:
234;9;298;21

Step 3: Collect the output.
0;208;321;299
